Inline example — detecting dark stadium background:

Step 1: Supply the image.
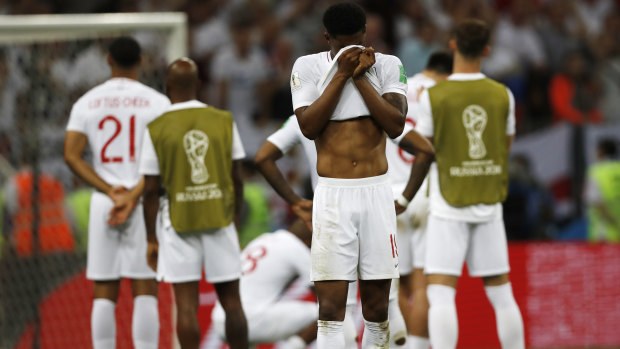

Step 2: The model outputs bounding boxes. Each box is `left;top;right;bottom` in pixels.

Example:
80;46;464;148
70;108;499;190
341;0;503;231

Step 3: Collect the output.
0;0;619;348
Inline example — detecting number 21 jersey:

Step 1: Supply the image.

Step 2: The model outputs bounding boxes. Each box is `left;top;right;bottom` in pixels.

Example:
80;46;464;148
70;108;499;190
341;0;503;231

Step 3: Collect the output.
67;77;170;188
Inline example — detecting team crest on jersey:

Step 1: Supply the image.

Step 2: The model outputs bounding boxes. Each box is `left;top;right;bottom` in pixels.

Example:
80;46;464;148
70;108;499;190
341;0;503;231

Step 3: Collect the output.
291;71;302;91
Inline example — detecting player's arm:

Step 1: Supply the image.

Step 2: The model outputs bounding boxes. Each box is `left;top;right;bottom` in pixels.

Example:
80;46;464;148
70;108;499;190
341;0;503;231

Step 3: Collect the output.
143;175;160;271
254;142;303;205
254;141;312;228
353;49;406;139
296;48;361;139
64;131;115;195
108;177;144;226
395;130;435;214
232;159;243;228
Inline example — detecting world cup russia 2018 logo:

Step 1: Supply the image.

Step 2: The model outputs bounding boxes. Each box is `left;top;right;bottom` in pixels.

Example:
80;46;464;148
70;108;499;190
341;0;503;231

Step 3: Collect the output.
183;130;210;184
462;105;488;159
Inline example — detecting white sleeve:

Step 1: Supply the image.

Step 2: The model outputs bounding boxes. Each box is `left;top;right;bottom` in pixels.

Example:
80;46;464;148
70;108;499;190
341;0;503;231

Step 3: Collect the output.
138;130;160;175
66;100;86;133
291;56;319;112
415;89;434;137
390;121;414;145
380;55;408;96
506;87;516;136
232;122;246;160
266;116;301;154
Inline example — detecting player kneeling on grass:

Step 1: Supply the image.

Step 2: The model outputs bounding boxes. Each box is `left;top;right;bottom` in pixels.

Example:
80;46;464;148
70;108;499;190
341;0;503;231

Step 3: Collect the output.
211;218;317;348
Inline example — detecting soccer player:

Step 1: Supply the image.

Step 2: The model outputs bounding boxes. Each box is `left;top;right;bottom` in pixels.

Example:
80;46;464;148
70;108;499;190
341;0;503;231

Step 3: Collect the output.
585;138;620;242
415;19;525;349
63;37;169;349
139;58;248;349
211;218;317;348
290;3;409;347
389;51;452;349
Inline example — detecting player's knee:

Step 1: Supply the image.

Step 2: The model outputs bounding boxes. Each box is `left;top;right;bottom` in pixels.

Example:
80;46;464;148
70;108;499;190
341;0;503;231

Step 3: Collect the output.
318;298;346;321
361;298;389;322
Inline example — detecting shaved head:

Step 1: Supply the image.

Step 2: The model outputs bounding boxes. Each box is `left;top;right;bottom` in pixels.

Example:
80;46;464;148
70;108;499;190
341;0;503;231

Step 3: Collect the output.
166;57;199;101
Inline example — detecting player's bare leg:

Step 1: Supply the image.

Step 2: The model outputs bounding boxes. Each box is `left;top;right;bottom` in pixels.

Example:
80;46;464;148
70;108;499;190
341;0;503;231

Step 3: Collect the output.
482;274;524;349
359;279;392;348
173;281;201;349
92;281;120;349
408;268;430;348
315;280;349;347
398;272;412;329
213;279;248;349
131;279;159;349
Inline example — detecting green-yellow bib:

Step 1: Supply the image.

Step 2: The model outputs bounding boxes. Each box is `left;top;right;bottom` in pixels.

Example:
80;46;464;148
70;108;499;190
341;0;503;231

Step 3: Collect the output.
429;78;510;206
587;161;620;242
148;106;234;233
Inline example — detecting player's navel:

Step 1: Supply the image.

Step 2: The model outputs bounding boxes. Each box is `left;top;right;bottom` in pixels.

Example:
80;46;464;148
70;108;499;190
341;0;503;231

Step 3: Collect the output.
352;161;357;167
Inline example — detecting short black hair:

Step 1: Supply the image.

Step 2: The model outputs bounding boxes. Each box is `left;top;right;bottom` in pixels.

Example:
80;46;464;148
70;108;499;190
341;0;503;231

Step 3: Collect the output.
454;19;490;59
108;36;141;69
323;2;366;37
598;139;618;157
425;51;453;74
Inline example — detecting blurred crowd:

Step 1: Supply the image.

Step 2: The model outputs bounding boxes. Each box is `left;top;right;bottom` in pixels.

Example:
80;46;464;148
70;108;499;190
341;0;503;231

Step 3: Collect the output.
1;0;620;250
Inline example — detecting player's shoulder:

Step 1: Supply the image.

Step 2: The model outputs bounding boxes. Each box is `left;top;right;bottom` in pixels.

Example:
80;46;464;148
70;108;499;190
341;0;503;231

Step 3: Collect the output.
375;52;403;66
72;80;109;106
293;52;325;67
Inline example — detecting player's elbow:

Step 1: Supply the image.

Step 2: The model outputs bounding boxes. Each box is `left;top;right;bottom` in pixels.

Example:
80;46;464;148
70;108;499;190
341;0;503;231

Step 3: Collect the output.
387;123;405;140
300;125;318;140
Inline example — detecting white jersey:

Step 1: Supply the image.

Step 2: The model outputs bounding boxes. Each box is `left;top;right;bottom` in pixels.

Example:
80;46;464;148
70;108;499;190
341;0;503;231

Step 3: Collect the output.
416;73;516;222
215;230;311;318
267;115;318;189
66;78;170;188
386;73;436;196
291;49;407;120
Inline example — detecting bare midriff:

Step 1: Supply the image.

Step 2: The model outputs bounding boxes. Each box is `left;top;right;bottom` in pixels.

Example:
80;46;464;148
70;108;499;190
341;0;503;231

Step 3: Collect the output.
315;116;387;179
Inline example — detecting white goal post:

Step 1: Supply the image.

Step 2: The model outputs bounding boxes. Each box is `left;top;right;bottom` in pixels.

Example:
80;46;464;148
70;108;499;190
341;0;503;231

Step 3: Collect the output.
0;12;188;61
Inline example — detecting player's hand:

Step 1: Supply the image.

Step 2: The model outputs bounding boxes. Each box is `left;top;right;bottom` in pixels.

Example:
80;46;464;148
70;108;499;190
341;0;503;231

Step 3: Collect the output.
336;47;362;78
108;187;139;226
292;199;313;231
353;47;375;78
394;200;407;215
147;241;159;272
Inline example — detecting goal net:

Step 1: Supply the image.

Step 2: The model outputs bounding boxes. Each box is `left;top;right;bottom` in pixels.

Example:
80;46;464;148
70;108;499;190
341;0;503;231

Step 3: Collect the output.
0;12;186;348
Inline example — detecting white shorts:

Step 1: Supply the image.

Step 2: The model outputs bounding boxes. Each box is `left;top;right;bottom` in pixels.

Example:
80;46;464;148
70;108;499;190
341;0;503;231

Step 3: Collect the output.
311;174;399;281
86;192;155;280
424;215;510;277
212;301;317;343
396;193;429;274
157;205;241;283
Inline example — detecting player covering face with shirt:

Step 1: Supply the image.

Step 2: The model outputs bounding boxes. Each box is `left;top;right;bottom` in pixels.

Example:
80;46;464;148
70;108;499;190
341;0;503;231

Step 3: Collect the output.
290;2;421;348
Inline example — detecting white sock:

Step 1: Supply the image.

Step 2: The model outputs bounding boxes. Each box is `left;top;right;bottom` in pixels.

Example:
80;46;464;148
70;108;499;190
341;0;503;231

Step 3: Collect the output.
427;284;457;349
92;298;116;349
280;335;307;349
132;295;159;349
317;320;345;348
485;283;525;349
407;335;430;349
388;298;407;347
361;319;389;348
344;305;358;349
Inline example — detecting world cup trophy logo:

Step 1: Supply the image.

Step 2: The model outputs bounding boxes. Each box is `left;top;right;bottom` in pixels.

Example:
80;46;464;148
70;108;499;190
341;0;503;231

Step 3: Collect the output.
462;105;488;159
183;130;210;184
